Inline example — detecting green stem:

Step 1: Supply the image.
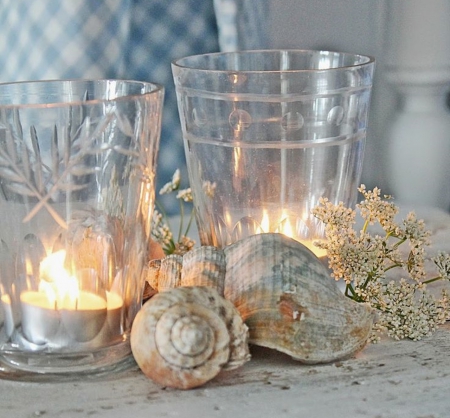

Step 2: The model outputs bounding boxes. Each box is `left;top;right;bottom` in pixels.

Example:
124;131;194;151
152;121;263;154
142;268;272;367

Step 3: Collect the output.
361;274;373;290
384;263;402;272
178;199;185;242
423;276;443;285
362;219;369;234
345;283;356;298
156;199;168;219
184;208;196;237
392;237;406;251
164;240;176;255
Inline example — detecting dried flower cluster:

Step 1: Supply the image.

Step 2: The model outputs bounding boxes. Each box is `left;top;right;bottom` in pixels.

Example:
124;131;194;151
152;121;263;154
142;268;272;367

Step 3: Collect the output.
312;186;450;342
151;169;196;255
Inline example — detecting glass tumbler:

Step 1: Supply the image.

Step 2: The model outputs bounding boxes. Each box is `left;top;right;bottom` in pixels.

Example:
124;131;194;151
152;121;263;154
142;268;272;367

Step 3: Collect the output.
0;79;163;378
172;50;374;257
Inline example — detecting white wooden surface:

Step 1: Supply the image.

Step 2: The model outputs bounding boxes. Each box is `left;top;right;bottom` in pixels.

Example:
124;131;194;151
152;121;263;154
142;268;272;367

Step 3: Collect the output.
1;206;450;418
1;325;450;418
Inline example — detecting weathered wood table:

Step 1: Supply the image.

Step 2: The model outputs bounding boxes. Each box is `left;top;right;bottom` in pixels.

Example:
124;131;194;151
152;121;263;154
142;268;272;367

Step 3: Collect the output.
1;207;450;418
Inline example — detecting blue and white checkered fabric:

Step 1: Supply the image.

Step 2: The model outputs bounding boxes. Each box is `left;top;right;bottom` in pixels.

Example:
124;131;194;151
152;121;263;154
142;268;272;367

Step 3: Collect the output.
0;0;267;213
124;0;220;213
0;0;131;80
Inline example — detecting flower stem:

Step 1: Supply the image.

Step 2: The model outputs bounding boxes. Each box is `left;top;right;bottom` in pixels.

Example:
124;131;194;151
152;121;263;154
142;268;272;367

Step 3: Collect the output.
345;283;356;298
392;237;407;250
185;208;196;237
423;276;443;285
178;199;185;242
362;219;369;234
361;274;373;290
384;263;402;272
156;200;168;219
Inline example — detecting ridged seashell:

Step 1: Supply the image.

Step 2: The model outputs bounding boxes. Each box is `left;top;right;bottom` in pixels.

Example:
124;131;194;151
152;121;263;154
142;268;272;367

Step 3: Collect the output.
147;233;374;364
147;255;183;292
182;247;226;295
224;234;374;363
130;286;250;389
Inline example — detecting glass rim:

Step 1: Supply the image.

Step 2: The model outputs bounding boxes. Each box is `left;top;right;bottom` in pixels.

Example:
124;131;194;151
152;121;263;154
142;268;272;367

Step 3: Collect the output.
0;79;164;110
172;49;375;74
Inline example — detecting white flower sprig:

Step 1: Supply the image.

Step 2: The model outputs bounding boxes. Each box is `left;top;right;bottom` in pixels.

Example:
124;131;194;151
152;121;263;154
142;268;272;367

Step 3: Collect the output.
151;169;196;255
312;185;450;342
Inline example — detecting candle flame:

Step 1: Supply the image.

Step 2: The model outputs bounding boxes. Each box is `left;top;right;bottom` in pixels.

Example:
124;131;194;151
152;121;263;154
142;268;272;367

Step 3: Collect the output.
259;208;327;258
224;209;233;227
259;209;270;233
39;250;79;310
279;209;294;238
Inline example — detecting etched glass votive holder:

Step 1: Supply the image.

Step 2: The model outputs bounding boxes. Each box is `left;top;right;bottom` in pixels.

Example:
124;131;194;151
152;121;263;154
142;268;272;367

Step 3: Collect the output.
0;79;163;378
172;50;375;257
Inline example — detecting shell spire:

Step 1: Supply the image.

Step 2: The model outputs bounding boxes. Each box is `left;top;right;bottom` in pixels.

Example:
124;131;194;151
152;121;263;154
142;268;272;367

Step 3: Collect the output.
131;286;250;389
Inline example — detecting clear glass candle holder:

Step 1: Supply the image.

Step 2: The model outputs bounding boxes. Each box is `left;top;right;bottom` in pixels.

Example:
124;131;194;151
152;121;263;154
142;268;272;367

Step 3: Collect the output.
0;79;163;379
172;50;375;257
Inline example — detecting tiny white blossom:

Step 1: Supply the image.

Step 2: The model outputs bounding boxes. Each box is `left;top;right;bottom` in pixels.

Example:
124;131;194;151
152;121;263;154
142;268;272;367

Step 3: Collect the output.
433;252;450;280
173;236;196;255
150;209;173;248
176;188;193;202
151;168;196;256
159;169;181;195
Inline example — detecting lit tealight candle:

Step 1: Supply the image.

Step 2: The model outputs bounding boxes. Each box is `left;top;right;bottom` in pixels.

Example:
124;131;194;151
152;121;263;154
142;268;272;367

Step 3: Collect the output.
19;250;113;346
20;289;107;345
60;293;107;343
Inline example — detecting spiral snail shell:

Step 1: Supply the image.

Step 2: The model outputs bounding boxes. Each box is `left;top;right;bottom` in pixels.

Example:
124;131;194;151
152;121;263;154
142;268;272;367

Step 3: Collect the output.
146;233;374;364
130;286;250;389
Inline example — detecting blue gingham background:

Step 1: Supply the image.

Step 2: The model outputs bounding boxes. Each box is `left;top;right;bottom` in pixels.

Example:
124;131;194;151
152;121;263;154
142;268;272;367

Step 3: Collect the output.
0;0;267;213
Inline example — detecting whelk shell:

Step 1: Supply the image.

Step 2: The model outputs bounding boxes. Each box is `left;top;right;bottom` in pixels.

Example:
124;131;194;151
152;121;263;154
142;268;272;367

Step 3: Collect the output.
131;286;250;389
147;233;374;364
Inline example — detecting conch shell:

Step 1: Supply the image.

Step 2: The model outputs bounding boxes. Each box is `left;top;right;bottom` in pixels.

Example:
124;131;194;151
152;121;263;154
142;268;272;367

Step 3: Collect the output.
147;233;374;364
131;286;250;389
